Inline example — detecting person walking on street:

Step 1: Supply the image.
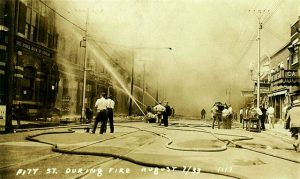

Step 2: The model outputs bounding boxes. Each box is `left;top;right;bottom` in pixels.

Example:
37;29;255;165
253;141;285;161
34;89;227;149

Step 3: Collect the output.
260;105;267;131
92;93;108;134
153;102;166;125
239;108;243;123
85;107;93;133
163;101;171;127
106;95;115;133
201;109;206;119
267;104;275;129
211;103;222;129
285;99;300;152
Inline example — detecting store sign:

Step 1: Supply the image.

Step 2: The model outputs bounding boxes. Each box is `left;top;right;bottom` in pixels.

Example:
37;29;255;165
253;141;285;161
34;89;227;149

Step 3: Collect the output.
271;70;298;82
285;71;297;78
16;40;52;57
271;70;283;81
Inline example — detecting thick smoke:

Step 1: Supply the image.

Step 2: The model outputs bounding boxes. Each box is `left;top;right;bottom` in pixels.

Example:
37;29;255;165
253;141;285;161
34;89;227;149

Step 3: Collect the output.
51;0;299;116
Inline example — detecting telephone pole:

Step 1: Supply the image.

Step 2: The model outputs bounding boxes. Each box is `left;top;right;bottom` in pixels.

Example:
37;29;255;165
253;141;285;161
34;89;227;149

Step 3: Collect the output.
128;49;134;116
5;0;16;133
80;9;89;122
249;9;269;108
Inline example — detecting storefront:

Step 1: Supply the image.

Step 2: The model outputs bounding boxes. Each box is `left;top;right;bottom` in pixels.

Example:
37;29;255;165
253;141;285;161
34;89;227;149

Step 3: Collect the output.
14;37;59;118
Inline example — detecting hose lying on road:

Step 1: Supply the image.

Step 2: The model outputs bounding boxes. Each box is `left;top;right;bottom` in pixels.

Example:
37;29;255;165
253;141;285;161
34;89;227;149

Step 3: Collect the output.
154;122;300;164
25;125;247;179
24;122;300;179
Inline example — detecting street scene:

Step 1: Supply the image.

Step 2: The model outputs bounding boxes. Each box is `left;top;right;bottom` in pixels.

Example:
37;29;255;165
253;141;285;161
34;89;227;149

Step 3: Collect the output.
0;0;300;178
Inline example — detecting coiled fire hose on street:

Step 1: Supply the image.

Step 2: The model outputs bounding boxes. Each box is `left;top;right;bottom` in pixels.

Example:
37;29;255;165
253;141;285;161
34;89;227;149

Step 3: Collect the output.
25;122;300;179
25;125;247;179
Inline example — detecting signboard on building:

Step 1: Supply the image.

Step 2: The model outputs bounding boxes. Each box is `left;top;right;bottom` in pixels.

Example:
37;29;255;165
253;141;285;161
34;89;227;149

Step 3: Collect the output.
0;105;6;132
16;39;52;57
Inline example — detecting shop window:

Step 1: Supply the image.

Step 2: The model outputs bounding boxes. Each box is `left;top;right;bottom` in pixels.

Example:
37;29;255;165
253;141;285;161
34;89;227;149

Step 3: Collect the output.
22;66;36;101
62;79;69;96
0;31;6;44
0;50;7;62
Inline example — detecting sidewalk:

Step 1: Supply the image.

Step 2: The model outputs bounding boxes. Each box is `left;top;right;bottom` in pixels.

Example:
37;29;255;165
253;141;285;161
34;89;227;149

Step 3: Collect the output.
263;123;291;141
0;115;144;133
0;114;81;133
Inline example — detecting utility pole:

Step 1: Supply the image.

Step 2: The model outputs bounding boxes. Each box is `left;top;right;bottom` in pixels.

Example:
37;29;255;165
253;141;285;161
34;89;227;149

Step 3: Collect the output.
128;49;134;116
81;9;89;122
5;0;16;133
142;61;146;106
249;10;269;108
257;20;262;109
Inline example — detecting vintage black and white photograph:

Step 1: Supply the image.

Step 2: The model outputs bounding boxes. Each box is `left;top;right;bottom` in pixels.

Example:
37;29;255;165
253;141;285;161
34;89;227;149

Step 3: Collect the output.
0;0;300;178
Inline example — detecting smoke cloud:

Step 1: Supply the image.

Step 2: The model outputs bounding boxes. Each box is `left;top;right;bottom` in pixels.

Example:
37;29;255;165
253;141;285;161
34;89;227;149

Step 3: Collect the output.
51;0;299;116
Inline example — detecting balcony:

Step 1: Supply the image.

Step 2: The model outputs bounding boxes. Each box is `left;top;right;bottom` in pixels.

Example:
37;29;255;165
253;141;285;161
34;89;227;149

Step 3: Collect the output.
271;69;300;86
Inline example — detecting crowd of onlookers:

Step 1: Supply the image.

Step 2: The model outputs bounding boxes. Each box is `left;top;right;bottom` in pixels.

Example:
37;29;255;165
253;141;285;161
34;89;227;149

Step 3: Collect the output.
208;100;299;151
238;100;300;152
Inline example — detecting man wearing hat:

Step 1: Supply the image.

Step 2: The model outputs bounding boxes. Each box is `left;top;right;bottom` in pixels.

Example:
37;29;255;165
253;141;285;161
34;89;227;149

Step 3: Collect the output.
286;99;300;152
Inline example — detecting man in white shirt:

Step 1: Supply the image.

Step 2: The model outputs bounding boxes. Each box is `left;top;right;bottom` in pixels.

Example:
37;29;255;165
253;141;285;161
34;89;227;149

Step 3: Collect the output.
92;93;108;134
153;102;166;125
286;100;300;152
106;95;115;133
267;105;275;129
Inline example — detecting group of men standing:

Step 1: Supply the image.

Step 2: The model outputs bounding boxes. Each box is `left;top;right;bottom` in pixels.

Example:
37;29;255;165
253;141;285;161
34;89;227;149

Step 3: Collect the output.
211;103;233;129
239;105;275;131
146;101;172;127
87;92;115;134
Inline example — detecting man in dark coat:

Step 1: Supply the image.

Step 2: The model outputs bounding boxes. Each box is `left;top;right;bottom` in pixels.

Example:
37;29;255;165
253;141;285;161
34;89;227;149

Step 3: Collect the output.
85;107;93;132
201;109;206;119
259;105;267;131
163;102;171;127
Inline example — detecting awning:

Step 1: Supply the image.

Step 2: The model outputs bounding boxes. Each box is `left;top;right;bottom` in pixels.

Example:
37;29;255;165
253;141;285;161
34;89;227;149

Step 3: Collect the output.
268;90;288;97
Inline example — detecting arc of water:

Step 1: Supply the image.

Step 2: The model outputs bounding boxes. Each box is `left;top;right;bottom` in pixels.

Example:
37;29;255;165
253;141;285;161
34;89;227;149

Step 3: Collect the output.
89;42;146;116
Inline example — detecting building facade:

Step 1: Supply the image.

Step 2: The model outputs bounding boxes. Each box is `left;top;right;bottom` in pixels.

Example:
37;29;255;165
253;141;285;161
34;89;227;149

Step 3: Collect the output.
1;0;60;118
1;0;143;124
269;17;300;120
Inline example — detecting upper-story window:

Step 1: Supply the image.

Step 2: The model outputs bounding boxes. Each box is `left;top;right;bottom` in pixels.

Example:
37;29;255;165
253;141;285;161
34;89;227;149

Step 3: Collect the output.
17;0;55;48
18;1;27;35
291;46;299;65
30;10;37;42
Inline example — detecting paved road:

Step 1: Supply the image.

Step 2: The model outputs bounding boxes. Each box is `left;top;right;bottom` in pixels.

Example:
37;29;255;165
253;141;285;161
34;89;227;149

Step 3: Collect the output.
0;119;299;179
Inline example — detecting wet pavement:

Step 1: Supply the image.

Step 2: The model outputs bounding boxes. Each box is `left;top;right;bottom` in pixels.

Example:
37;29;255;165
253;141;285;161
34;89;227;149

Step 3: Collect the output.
0;118;299;179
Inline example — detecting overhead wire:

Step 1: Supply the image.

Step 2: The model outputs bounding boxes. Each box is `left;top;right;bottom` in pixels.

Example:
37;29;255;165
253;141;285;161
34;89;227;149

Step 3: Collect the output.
39;0;85;32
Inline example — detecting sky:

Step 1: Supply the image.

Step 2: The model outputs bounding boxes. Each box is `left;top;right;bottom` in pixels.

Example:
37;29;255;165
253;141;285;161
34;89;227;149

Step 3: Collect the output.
51;0;300;116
